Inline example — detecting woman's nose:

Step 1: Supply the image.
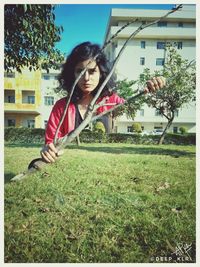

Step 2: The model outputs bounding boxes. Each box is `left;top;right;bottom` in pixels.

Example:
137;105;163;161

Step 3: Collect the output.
83;70;90;81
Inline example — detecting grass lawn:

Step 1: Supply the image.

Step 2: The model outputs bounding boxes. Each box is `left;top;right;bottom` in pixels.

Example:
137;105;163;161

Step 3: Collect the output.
4;143;196;263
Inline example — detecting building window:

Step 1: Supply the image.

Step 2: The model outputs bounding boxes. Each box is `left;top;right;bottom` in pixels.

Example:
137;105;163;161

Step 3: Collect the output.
8;95;15;103
44;96;54;106
42;74;58;80
177;42;183;49
157;21;167;27
22;91;35;104
174;109;179;117
6;95;15;103
140;57;145;65
5;90;15;103
4;72;15;78
141;41;146;49
173;127;178;133
27;120;35;128
157;42;165;49
42;74;50;80
7;119;16;127
127;126;133;133
140;109;144;116
155;109;162;116
178;22;183;27
28;96;35;104
156;58;165;66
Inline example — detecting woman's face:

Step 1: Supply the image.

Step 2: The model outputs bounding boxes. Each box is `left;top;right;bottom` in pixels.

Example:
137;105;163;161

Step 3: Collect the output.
74;59;101;95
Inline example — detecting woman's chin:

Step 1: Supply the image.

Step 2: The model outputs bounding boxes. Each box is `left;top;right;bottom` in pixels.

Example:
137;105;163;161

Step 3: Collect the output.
81;87;94;94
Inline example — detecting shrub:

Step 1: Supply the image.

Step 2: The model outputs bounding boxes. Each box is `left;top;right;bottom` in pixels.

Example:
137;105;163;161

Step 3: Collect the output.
93;121;106;134
4;127;195;145
4;127;45;144
80;131;107;143
107;133;158;144
179;126;187;134
163;133;195;145
132;122;142;133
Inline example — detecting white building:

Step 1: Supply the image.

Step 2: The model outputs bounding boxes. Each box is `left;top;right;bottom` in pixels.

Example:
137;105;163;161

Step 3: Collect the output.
39;69;61;129
104;4;196;134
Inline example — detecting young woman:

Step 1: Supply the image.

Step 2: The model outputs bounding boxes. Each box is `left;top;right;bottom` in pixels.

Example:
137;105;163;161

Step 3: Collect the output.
41;42;165;163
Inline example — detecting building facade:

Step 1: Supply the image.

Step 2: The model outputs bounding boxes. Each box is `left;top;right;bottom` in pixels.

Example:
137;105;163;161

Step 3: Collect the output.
4;68;42;128
4;68;61;129
104;4;196;133
40;69;61;129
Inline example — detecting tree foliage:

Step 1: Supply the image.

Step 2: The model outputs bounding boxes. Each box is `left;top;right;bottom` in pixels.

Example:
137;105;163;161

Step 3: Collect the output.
179;126;187;135
132;122;142;133
138;44;196;144
4;4;65;73
93;121;106;134
114;79;145;119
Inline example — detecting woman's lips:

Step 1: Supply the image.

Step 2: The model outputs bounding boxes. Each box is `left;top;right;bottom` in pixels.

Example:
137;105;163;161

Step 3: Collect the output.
83;84;92;87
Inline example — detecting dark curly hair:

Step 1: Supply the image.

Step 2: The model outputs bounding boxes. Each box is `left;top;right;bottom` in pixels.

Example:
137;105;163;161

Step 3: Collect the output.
58;42;116;103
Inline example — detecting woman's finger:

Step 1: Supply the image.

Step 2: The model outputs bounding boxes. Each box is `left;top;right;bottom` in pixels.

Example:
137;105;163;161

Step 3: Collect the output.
41;151;52;163
146;80;156;92
48;143;58;154
43;150;55;163
156;76;166;88
152;77;160;90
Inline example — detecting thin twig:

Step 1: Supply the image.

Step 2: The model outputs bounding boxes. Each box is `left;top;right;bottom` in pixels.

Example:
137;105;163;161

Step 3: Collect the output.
91;91;145;122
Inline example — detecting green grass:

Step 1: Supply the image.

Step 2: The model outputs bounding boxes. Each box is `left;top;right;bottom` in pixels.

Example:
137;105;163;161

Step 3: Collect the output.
4;143;196;263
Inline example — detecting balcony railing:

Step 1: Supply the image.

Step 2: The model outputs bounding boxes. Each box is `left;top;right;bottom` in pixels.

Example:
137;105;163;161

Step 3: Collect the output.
4;102;39;114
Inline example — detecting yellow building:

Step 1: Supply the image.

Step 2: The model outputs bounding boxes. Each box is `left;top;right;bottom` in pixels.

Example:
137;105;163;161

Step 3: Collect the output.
4;68;42;128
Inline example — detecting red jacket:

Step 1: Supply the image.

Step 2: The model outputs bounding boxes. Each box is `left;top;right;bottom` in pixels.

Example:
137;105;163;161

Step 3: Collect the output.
45;93;125;144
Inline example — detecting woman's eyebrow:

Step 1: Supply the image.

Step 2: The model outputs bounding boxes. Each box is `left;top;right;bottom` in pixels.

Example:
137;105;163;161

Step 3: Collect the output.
75;66;97;72
75;68;83;72
88;67;97;71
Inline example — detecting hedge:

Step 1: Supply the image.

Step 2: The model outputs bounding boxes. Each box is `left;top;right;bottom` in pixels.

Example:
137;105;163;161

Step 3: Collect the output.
4;127;45;144
4;127;196;145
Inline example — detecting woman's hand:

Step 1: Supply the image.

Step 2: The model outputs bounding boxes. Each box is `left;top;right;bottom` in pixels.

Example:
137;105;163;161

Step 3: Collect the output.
144;76;166;94
40;143;58;163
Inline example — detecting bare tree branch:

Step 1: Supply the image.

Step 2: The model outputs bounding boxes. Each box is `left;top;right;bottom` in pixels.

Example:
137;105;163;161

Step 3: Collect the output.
53;18;141;145
91;91;145;122
10;5;183;181
56;4;183;150
54;4;182;145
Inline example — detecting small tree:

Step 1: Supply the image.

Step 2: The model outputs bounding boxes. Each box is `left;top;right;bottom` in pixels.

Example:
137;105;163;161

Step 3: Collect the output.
115;79;145;120
137;44;196;144
93;121;106;134
105;79;146;133
179;126;187;135
4;4;64;73
132;122;142;133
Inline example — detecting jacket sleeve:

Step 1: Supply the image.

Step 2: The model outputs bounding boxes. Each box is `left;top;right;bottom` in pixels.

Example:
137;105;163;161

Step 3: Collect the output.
45;101;63;144
96;93;125;114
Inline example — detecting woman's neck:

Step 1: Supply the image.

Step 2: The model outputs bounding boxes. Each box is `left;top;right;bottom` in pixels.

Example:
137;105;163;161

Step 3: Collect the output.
78;93;93;106
77;94;94;120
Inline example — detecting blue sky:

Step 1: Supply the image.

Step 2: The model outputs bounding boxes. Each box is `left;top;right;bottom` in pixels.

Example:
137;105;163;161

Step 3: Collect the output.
54;4;175;56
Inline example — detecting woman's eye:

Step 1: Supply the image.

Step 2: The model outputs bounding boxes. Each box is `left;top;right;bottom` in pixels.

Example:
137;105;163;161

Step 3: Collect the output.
89;69;96;74
75;69;82;76
75;68;97;76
